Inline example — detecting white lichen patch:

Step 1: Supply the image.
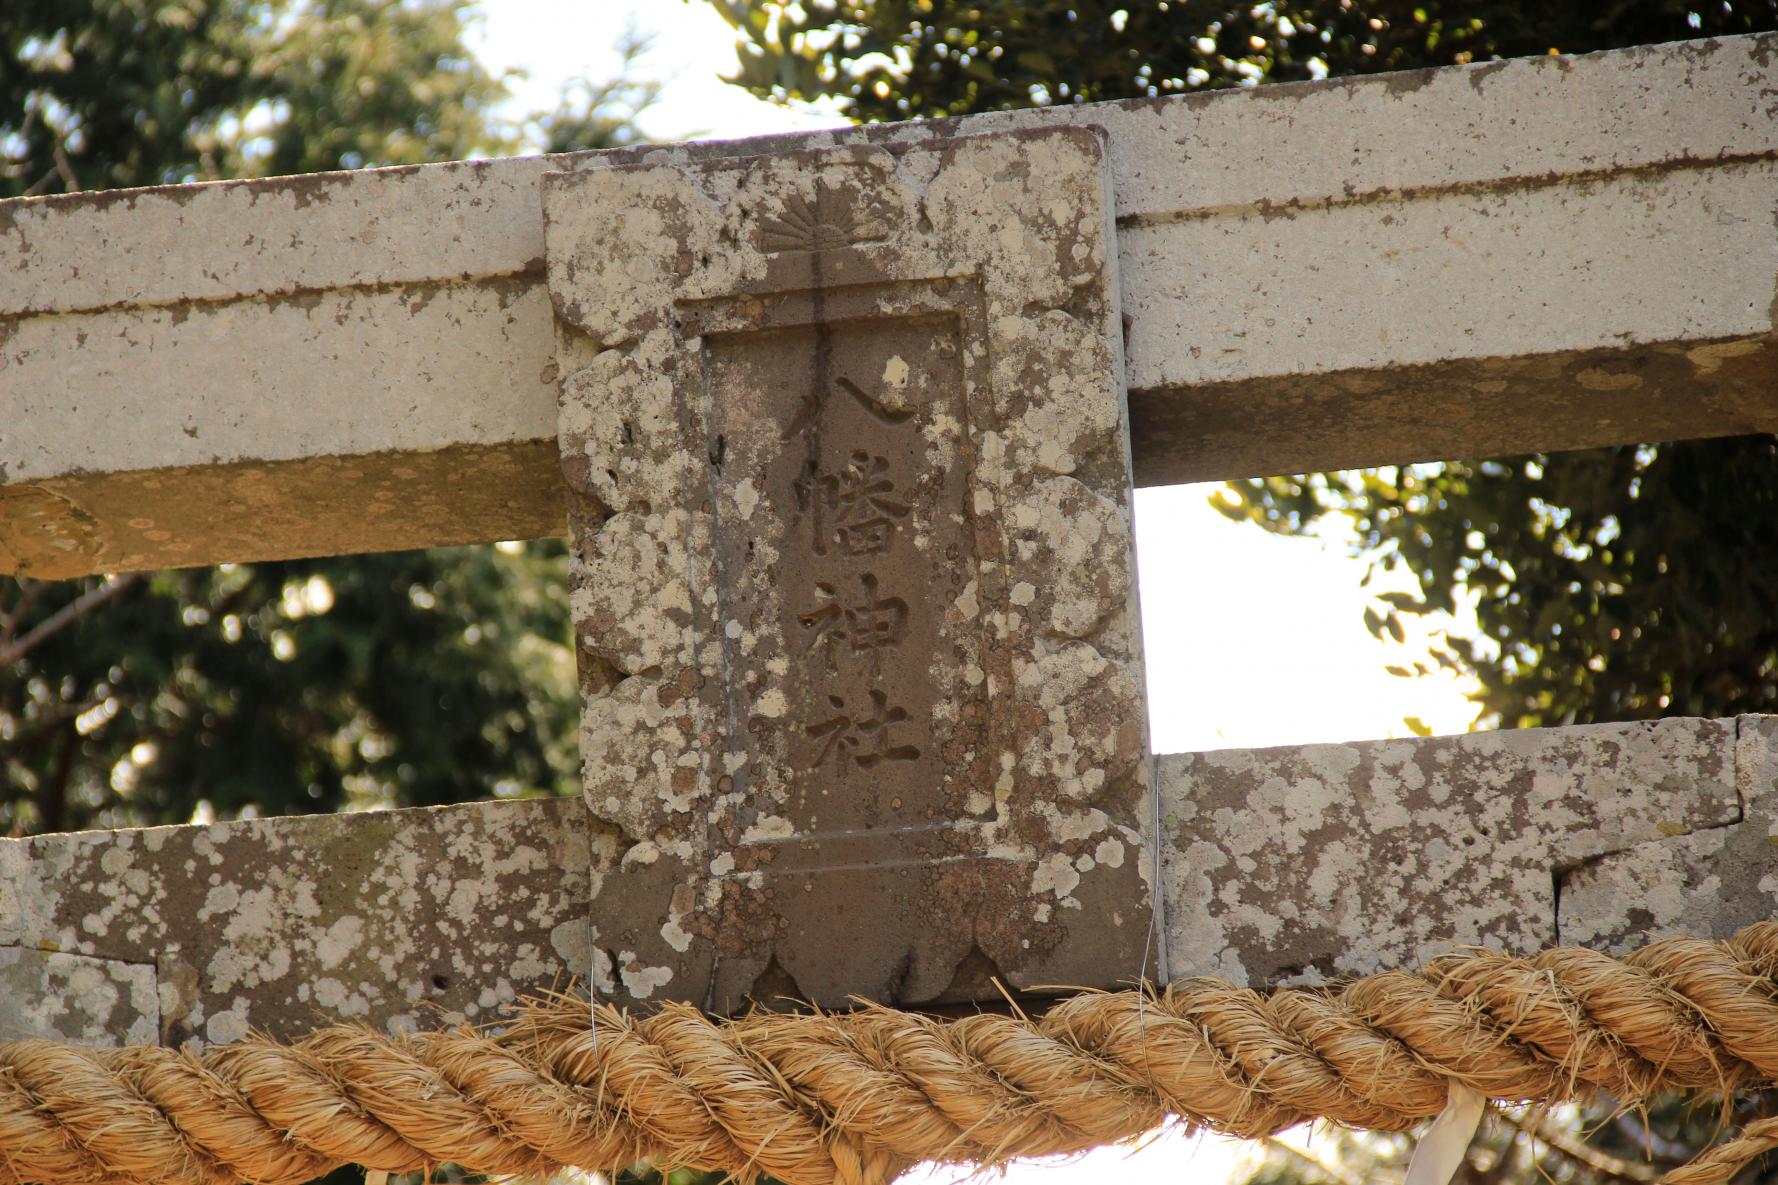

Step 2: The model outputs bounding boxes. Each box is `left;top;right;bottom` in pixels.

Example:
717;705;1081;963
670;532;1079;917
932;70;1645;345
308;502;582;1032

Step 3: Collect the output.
0;795;598;1045
1031;852;1082;900
734;477;760;520
0;947;160;1046
540;126;1154;1005
617;953;674;999
1162;716;1748;985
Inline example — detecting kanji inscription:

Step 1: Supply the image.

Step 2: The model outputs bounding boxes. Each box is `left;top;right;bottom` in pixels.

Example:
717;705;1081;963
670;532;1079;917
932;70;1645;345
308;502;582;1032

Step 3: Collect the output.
545;128;1154;1011
702;314;984;847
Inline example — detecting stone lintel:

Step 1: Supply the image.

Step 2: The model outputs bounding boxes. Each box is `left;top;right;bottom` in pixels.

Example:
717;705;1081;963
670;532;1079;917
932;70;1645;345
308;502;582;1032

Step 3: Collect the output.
1558;715;1778;949
1161;716;1751;986
5;34;1776;579
2;716;1767;1044
0;798;604;1046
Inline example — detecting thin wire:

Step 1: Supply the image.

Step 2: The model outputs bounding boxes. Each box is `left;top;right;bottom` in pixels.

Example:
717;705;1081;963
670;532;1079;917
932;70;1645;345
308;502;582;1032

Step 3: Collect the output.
1134;756;1168;1100
588;917;598;1052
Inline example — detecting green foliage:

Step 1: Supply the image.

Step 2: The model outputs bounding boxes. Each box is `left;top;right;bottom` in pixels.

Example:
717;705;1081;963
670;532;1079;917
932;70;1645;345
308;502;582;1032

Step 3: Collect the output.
1218;439;1778;729
618;1165;742;1185
1;0;655;834
708;0;1778;121
3;0;653;194
235;0;506;177
2;545;579;835
529;29;663;155
709;0;1778;735
2;0;507;195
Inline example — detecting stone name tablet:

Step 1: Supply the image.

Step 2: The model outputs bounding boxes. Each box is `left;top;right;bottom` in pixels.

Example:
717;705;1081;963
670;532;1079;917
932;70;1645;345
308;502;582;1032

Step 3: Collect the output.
544;128;1154;1010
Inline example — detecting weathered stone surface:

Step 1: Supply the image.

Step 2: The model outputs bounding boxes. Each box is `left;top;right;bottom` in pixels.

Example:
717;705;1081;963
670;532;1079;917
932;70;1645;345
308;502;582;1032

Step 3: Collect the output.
5;34;1775;577
1130;334;1778;486
544;128;1153;1011
1559;715;1778;948
0;798;604;1046
1118;159;1778;393
3;718;1769;1044
1;275;561;577
0;947;158;1045
1160;717;1746;986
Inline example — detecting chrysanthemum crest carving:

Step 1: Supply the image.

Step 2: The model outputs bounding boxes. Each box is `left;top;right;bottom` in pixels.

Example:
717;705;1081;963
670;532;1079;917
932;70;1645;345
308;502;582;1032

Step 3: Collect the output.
756;181;892;253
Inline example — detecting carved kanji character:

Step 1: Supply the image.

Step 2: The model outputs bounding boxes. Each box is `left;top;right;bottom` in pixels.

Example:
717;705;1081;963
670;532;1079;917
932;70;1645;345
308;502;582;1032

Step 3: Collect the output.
802;689;920;777
798;586;848;674
798;574;908;675
849;689;920;769
830;451;910;556
804;696;856;774
793;451;910;556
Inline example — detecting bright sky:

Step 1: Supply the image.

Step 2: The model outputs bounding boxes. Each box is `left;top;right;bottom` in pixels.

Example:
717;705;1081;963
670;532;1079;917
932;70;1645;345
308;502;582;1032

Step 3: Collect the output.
470;3;1480;1180
470;0;849;143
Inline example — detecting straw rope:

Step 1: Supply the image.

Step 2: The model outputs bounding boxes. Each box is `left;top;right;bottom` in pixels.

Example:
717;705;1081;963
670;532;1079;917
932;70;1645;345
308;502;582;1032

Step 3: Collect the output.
9;922;1778;1185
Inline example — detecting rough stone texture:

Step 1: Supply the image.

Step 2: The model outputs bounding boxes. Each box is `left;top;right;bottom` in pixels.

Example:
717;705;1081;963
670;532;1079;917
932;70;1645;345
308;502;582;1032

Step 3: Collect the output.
3;718;1770;1043
544;129;1154;1011
0;442;564;579
5;34;1775;577
1161;717;1747;987
0;798;605;1047
0;947;158;1045
1117;159;1778;393
1131;334;1778;486
1;275;561;578
1560;715;1778;949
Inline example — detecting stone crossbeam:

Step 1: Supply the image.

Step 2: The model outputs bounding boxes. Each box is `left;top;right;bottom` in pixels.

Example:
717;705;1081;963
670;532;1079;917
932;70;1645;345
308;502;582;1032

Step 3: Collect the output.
4;34;1775;579
4;715;1769;1044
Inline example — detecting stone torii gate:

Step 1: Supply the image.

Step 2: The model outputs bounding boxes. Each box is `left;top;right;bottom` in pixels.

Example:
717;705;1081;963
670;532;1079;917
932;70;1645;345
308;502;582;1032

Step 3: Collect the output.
2;34;1777;1051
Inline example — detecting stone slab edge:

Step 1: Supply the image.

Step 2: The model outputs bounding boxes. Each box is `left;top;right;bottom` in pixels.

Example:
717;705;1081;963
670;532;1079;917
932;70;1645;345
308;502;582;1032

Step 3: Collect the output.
0;715;1764;1044
1159;715;1751;986
0;797;612;1047
3;34;1773;316
1558;714;1778;948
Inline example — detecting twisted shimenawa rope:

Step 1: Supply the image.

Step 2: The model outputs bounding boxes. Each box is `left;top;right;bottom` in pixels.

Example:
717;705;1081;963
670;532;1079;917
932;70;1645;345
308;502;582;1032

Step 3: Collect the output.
10;923;1778;1185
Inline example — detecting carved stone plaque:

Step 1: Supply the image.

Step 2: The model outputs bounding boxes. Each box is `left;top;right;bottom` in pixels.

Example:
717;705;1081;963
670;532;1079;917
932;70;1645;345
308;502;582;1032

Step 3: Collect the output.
543;128;1154;1011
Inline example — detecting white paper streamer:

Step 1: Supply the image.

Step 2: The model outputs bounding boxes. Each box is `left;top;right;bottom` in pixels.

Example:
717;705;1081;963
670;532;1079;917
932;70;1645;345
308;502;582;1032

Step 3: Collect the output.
1403;1084;1487;1185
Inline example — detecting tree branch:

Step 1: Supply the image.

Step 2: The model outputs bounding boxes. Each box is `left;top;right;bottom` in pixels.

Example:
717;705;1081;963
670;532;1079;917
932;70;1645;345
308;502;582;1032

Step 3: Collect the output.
21;166;61;197
34;719;80;835
50;139;80;193
1261;1133;1374;1185
3;699;101;751
1502;1108;1659;1182
0;574;143;666
0;577;45;647
208;570;261;620
1611;1114;1690;1165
